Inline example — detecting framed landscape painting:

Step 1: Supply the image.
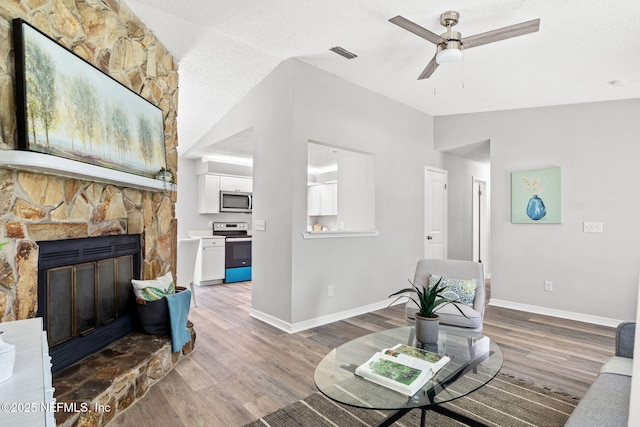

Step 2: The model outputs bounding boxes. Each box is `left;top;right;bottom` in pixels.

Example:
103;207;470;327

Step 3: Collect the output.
12;19;166;178
511;167;561;224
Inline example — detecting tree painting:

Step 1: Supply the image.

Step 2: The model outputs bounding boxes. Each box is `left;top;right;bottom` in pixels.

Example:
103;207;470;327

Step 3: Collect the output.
107;104;132;162
67;75;100;154
15;20;165;178
24;35;57;147
137;114;154;165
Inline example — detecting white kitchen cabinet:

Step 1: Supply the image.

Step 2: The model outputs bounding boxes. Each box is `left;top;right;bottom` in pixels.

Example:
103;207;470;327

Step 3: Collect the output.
307;184;321;216
307;183;337;216
193;237;225;285
324;182;337;215
220;176;252;192
198;174;220;214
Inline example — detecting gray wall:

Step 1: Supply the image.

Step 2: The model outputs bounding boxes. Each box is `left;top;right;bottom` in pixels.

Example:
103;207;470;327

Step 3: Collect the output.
435;99;640;321
186;59;443;327
289;60;441;324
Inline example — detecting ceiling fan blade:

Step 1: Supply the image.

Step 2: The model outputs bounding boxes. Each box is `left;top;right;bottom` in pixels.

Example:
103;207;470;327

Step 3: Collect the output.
389;15;445;45
418;55;439;80
461;18;540;49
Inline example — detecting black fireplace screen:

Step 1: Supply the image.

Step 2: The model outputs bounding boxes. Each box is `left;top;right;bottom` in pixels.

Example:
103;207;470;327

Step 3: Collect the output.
37;235;141;372
46;256;133;346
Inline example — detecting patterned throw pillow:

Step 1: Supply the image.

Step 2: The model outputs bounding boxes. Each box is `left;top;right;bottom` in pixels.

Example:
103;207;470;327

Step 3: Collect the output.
132;271;176;301
428;274;477;306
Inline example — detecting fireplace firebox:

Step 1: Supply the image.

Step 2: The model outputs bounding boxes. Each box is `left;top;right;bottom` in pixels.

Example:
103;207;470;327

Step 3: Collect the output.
36;235;142;373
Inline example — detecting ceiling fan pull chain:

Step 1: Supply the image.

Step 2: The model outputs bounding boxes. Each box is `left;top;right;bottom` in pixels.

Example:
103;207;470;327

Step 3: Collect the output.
434;71;438;95
462;56;465;89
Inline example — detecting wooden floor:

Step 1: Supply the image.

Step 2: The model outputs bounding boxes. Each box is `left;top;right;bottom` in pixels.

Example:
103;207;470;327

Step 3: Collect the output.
110;281;616;427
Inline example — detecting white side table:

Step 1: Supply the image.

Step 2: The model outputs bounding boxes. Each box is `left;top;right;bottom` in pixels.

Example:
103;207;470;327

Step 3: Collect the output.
0;318;53;427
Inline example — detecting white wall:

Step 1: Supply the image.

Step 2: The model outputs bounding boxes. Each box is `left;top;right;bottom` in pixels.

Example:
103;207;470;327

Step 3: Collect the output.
188;58;443;328
443;153;491;272
336;149;375;231
289;60;442;324
435;99;640;321
176;157;202;238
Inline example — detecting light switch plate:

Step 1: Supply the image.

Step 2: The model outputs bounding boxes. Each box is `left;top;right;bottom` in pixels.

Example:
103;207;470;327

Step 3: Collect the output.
254;219;266;231
583;222;603;233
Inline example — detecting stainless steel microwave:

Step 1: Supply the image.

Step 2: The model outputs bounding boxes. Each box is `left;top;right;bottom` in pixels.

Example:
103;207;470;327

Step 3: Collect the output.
220;191;252;213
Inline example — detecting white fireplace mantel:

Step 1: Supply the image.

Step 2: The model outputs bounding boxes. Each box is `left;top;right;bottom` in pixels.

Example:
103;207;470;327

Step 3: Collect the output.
0;151;175;192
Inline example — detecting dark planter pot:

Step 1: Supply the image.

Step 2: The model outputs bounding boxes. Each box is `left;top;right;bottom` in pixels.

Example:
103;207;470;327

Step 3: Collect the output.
136;297;170;336
415;314;439;344
136;287;186;336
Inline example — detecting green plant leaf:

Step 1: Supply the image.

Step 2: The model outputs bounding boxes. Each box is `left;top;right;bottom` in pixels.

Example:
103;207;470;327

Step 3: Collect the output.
386;275;469;319
388;288;417;298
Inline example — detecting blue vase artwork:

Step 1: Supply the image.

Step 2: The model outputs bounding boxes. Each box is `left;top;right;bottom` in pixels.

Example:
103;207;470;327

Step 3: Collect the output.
522;177;546;221
512;167;561;224
526;195;546;220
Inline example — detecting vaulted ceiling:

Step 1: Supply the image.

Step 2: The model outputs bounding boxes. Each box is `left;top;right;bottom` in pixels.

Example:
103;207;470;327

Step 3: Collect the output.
124;0;640;160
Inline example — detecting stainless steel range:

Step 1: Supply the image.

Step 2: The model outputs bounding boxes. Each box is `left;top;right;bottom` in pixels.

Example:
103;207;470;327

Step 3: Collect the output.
213;222;252;283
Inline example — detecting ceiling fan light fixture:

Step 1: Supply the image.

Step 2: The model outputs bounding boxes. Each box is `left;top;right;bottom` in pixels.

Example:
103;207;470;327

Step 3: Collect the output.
436;45;462;64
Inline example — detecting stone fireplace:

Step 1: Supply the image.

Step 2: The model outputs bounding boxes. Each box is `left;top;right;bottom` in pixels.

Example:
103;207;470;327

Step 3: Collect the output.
0;0;187;425
37;234;142;373
0;0;179;321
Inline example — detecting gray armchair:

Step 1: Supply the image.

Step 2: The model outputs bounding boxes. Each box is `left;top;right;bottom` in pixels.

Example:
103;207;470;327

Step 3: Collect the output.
405;258;485;331
615;321;635;358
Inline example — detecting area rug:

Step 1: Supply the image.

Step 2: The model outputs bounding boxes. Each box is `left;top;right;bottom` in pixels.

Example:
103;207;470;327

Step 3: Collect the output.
244;373;579;427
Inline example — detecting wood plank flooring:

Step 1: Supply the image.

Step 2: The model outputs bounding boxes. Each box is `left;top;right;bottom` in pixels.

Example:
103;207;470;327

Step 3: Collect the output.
110;281;617;427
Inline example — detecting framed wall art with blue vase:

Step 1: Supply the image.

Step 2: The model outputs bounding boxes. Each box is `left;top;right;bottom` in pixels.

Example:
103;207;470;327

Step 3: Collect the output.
511;167;561;224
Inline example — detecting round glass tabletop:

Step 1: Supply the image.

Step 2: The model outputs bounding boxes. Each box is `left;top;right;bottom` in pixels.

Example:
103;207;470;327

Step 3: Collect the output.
314;325;503;410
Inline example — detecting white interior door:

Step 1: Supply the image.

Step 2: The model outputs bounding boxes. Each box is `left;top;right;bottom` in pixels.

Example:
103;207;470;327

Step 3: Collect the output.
425;167;448;259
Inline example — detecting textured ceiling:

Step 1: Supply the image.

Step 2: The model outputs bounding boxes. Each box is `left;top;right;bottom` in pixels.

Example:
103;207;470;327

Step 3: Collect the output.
124;0;640;162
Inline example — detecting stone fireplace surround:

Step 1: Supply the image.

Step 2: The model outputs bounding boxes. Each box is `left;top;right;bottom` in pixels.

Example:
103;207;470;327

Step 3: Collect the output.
0;165;197;427
0;0;189;425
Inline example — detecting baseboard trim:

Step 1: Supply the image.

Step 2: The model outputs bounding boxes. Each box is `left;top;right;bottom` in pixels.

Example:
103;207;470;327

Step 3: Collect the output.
250;299;402;334
248;309;293;333
251;298;624;333
489;299;623;328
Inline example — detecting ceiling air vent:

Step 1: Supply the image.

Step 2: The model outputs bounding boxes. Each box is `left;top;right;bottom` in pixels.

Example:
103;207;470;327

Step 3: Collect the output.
329;46;357;59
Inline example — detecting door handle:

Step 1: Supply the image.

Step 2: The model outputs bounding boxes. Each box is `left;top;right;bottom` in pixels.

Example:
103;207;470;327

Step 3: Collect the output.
426;236;433;240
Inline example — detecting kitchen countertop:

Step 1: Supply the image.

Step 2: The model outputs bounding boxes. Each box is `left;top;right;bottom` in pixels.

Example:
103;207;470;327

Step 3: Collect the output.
188;229;252;238
187;230;215;237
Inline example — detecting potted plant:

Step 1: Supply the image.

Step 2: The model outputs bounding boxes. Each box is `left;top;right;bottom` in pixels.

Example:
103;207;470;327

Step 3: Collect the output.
155;167;175;188
388;276;467;344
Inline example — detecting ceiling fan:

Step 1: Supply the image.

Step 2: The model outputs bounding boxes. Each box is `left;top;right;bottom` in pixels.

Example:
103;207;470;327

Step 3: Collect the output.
389;11;540;79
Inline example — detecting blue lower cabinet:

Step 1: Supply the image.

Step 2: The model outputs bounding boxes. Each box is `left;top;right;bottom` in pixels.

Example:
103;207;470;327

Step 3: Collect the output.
225;267;252;283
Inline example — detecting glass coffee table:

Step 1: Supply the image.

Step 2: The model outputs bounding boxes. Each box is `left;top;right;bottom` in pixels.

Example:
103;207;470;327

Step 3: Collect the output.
314;325;503;427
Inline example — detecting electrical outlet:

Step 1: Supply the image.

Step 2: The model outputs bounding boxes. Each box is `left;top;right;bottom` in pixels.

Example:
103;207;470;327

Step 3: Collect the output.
583;222;603;233
544;281;553;292
328;285;334;297
208;221;213;227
